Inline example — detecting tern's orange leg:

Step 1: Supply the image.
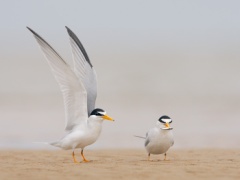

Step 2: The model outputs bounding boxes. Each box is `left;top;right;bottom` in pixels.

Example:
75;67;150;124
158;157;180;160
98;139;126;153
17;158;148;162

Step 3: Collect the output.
81;149;90;162
72;151;79;163
164;153;169;161
148;153;151;161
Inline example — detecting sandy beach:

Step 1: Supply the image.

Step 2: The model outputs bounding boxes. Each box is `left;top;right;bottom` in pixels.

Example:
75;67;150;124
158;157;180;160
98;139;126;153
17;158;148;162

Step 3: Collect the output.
0;149;239;180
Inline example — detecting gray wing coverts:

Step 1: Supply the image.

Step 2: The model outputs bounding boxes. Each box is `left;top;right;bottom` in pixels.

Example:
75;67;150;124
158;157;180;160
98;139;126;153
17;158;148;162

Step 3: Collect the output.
144;132;150;147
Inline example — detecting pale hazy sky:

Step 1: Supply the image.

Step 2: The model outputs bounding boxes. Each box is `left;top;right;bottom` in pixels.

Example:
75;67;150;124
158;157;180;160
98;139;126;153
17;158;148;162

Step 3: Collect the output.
1;0;240;95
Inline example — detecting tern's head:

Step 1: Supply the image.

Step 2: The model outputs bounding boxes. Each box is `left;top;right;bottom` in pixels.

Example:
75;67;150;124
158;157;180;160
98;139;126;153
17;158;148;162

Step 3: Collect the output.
157;115;173;130
89;108;114;122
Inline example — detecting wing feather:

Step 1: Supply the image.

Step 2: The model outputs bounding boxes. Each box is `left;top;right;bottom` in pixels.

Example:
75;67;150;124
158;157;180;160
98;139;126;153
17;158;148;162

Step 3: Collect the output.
65;26;97;116
27;27;88;131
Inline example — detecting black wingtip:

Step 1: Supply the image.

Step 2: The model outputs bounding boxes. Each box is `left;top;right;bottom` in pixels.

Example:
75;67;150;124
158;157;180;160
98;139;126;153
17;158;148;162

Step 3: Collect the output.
26;26;67;65
65;26;73;35
65;26;71;35
65;27;93;68
26;26;38;37
26;26;33;32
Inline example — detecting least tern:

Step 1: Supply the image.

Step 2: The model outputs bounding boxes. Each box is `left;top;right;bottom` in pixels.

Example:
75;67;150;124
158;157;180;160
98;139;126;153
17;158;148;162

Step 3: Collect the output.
137;115;174;161
27;27;114;163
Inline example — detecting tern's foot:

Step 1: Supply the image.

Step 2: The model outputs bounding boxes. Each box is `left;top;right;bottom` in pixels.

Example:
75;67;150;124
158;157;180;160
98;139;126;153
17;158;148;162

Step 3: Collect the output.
163;153;170;161
72;151;80;163
73;157;80;163
163;156;171;161
82;159;91;163
81;149;91;163
164;159;170;161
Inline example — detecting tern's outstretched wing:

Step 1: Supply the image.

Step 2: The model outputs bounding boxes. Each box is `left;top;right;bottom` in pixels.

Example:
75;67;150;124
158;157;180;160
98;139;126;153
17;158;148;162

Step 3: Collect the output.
27;27;88;131
65;26;97;116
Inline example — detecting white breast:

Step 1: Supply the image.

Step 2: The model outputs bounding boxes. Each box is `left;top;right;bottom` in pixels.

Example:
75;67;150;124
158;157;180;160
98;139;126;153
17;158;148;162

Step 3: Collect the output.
145;128;174;154
60;121;103;150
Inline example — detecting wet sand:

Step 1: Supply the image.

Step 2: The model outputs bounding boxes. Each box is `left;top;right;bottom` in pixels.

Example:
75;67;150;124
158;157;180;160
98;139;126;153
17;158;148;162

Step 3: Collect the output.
0;149;239;180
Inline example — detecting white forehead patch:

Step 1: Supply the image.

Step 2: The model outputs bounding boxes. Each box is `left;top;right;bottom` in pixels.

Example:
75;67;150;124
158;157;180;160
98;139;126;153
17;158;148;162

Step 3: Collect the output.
162;118;172;123
99;111;106;115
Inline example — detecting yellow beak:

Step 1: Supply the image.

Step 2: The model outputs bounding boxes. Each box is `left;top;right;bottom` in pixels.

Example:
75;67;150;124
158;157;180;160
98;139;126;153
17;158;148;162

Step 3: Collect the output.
102;114;114;121
165;122;170;128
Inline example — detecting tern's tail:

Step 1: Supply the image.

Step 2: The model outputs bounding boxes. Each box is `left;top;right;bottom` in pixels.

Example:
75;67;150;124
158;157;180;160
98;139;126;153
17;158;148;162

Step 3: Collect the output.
33;142;49;145
134;135;146;139
49;141;61;148
33;141;61;148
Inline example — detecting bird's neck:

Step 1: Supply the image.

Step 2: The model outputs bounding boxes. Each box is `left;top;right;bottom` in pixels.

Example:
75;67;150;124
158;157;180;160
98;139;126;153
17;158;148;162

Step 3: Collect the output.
87;119;103;133
160;129;173;135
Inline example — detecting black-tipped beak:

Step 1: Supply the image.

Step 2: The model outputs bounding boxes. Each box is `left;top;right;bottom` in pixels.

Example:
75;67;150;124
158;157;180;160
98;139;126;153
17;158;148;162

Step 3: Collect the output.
102;114;114;121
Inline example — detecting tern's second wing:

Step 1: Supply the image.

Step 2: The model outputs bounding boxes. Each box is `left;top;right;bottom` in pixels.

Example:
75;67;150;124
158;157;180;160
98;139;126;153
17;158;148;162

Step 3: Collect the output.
27;27;88;131
65;26;97;116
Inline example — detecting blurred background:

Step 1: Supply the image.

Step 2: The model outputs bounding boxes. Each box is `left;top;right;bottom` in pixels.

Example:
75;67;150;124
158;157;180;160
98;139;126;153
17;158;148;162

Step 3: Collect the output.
0;0;240;150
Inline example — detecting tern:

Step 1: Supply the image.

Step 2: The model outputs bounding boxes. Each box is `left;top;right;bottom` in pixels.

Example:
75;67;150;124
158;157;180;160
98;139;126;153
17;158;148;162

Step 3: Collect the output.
27;26;114;163
136;115;174;161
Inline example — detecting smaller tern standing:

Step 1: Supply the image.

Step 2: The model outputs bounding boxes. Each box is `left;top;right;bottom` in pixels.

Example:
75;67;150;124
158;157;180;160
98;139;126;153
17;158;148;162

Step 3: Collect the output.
27;27;114;163
139;115;174;161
